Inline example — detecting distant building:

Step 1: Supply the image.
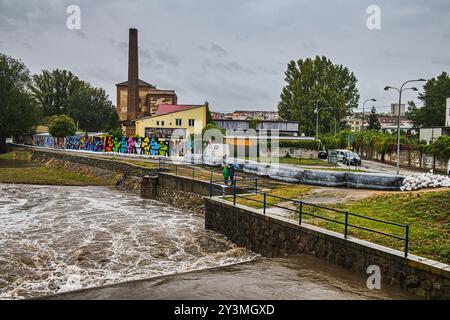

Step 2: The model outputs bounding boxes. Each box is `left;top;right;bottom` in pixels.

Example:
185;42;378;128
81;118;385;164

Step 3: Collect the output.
390;103;406;117
419;97;450;143
135;104;207;139
116;79;177;121
379;116;415;134
446;97;450;127
347;117;364;132
214;119;299;136
212;110;279;121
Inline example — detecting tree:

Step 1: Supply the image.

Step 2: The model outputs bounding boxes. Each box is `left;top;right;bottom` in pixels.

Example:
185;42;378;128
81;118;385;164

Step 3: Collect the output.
426;135;450;161
48;115;76;137
0;53;39;153
68;82;116;132
31;69;82;116
367;106;381;131
31;69;115;132
407;72;450;128
105;109;121;133
278;55;359;136
205;101;214;125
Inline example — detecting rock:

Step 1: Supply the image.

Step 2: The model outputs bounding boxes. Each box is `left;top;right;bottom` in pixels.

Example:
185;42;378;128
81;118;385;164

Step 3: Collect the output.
400;173;450;191
405;275;421;288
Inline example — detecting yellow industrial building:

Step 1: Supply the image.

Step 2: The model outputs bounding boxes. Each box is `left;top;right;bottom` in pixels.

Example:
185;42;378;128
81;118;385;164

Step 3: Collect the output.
134;104;207;139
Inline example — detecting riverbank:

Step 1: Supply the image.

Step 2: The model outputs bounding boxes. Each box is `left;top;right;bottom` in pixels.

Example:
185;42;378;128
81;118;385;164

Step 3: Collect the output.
0;149;115;186
229;183;450;264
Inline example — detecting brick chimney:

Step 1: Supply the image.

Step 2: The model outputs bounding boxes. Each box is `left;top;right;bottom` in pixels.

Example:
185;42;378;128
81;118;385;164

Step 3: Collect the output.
127;28;139;122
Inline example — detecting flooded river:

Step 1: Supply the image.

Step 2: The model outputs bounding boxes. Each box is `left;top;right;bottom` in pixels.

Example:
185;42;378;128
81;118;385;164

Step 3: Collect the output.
0;184;414;300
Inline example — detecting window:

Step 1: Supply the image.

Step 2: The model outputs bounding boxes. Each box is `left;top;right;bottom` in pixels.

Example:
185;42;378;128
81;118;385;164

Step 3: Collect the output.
188;119;195;127
161;121;165;126
156;121;160;126
176;119;182;126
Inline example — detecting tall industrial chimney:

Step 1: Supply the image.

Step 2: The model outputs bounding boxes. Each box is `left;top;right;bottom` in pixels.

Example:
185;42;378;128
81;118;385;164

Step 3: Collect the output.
127;28;139;122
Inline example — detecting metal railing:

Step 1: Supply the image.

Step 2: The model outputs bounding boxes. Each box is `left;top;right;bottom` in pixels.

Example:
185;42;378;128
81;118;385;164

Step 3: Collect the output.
217;184;409;257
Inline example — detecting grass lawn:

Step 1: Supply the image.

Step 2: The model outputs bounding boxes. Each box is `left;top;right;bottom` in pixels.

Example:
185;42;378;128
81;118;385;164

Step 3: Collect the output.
234;156;335;167
0;150;32;161
0;150;113;186
277;157;335;166
300;190;450;263
0;166;113;186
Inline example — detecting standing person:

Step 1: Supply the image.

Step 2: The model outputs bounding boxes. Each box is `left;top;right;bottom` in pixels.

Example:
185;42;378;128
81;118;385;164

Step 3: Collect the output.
222;165;229;185
228;164;236;185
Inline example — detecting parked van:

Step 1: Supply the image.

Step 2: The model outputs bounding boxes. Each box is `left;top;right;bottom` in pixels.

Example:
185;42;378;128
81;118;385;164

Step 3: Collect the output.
336;149;349;162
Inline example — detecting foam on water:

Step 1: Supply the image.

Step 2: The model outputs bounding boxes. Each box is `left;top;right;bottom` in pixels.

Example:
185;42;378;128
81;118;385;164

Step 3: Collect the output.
0;184;259;299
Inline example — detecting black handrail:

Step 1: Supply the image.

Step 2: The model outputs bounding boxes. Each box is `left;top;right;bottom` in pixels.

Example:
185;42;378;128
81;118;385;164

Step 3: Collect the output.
222;183;409;258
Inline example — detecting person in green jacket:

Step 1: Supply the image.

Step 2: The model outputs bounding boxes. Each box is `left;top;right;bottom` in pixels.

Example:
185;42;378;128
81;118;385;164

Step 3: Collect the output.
222;165;230;185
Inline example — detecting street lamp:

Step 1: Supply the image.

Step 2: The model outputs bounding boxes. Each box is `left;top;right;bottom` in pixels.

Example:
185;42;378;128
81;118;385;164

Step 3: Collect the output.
362;98;376;131
384;78;426;175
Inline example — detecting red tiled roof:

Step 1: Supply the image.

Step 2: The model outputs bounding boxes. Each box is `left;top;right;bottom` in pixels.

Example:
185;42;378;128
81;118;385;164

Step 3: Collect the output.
156;104;200;116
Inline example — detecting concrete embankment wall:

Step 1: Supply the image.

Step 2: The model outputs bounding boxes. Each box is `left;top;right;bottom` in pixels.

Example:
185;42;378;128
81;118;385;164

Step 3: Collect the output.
204;197;450;299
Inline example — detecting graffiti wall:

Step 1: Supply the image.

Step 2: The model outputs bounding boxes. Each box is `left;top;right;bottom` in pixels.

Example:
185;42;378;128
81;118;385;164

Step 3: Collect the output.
32;134;171;157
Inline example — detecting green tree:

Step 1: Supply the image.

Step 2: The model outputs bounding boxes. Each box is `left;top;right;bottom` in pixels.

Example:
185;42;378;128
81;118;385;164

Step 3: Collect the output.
278;55;359;136
31;69;115;132
31;69;81;116
0;54;39;153
407;72;450;128
48;115;76;137
205;101;214;125
68;82;116;132
367;106;381;131
105;109;121;133
426;135;450;161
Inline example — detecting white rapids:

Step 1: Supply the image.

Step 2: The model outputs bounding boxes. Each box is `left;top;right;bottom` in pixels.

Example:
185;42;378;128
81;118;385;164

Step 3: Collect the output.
0;184;259;299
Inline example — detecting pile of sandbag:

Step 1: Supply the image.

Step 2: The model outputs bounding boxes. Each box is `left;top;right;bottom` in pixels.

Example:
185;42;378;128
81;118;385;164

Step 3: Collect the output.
400;173;450;191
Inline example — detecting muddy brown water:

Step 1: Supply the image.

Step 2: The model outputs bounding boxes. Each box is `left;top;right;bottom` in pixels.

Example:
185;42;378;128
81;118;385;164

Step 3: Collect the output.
0;184;414;300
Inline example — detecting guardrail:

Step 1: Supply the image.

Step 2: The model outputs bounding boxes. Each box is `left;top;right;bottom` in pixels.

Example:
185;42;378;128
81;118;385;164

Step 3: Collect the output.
213;182;409;257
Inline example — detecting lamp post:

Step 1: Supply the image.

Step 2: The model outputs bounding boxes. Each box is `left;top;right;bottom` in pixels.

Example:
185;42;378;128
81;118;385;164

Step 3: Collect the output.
362;98;376;131
384;79;426;175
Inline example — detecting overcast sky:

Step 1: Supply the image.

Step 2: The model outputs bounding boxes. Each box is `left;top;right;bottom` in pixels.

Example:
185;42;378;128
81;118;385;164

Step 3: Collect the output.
1;0;449;112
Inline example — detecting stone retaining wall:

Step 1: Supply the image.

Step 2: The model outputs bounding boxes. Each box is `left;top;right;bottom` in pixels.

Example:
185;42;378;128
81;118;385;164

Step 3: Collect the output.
204;197;450;299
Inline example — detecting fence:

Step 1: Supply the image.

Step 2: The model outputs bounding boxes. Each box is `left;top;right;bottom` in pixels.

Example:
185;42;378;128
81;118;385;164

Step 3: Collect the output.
157;158;259;197
211;182;410;257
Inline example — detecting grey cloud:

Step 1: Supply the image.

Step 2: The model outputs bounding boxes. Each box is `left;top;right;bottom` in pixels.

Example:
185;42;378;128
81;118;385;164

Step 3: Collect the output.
85;67;122;84
202;60;254;74
199;43;228;56
1;0;449;111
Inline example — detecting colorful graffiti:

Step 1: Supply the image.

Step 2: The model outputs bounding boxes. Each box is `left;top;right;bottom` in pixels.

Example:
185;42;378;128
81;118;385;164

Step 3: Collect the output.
32;134;171;157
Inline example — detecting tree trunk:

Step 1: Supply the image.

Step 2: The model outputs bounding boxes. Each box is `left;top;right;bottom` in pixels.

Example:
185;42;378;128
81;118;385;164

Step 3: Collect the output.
0;137;7;154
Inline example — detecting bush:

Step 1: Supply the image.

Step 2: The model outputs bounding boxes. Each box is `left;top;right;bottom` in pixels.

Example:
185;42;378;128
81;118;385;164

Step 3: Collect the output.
278;140;319;150
48;115;76;137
